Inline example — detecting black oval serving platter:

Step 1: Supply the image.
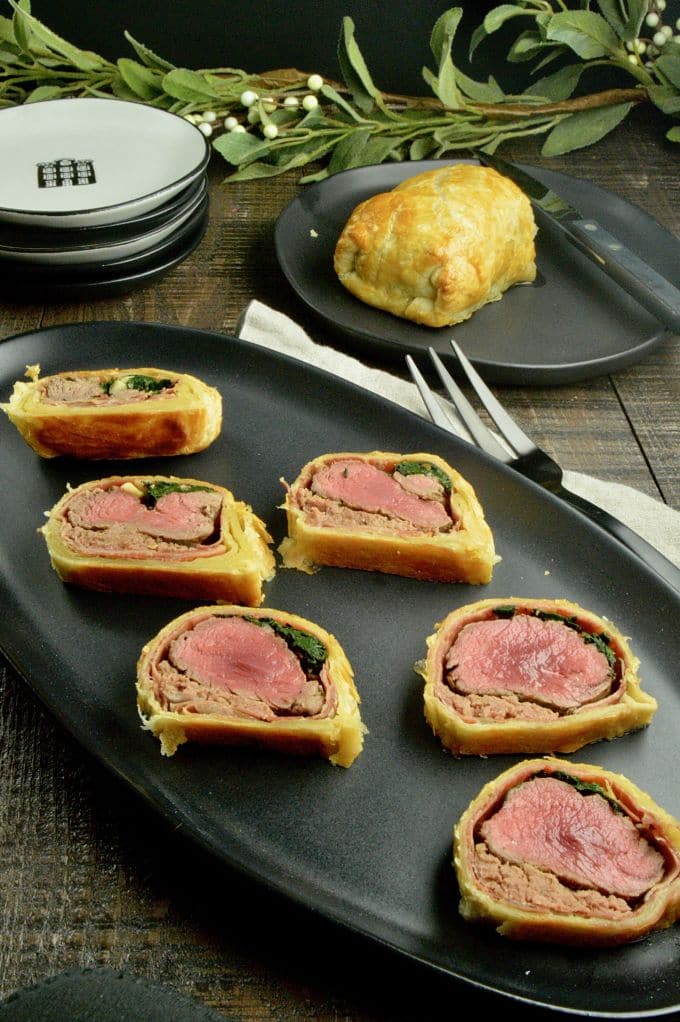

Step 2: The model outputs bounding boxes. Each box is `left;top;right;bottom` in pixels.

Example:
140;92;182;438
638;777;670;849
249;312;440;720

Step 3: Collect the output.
1;321;679;1017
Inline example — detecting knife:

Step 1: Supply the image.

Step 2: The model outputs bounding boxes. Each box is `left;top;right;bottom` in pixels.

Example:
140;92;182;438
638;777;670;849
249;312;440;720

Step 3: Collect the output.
476;150;680;335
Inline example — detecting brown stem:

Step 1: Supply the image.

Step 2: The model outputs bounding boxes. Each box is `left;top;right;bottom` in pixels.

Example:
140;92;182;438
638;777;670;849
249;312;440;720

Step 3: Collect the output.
233;68;649;119
470;87;647;117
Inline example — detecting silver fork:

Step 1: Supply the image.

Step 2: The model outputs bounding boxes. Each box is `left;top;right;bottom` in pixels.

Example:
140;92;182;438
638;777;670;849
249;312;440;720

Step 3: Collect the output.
406;341;680;594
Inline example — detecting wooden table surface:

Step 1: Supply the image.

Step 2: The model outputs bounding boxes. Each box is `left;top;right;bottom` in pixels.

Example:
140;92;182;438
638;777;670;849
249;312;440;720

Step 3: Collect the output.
0;107;678;1020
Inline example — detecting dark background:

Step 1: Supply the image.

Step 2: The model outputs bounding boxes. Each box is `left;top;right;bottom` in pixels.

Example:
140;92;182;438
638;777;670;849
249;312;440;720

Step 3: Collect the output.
28;1;514;95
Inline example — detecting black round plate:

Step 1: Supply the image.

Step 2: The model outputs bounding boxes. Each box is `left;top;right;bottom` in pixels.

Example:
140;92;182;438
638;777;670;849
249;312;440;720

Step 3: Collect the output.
274;159;679;385
0;174;207;252
0;208;208;300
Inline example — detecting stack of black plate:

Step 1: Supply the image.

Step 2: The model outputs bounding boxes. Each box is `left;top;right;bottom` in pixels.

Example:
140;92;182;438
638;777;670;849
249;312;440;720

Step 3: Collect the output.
0;98;211;300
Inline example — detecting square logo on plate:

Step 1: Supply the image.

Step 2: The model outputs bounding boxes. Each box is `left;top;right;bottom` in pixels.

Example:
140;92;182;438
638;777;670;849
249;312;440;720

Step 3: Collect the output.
37;159;96;188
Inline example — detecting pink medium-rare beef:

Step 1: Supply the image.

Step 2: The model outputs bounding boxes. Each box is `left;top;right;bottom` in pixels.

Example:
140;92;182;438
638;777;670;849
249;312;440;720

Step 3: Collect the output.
310;459;451;531
65;487;222;542
169;616;306;708
156;616;329;719
480;776;665;899
446;614;613;711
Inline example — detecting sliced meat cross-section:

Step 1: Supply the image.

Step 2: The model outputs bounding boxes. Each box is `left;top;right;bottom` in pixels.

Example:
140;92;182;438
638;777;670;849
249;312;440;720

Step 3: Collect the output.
446;614;613;711
310;459;452;531
480;776;665;899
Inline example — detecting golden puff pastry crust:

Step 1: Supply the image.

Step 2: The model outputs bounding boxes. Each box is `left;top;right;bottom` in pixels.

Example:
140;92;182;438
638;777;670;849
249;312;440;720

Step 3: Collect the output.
136;604;366;765
2;364;222;458
454;757;680;945
41;474;275;605
333;163;537;327
278;451;497;584
418;597;656;756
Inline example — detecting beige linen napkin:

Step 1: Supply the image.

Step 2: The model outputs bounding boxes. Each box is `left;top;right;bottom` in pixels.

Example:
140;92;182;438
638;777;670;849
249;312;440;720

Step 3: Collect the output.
237;299;680;568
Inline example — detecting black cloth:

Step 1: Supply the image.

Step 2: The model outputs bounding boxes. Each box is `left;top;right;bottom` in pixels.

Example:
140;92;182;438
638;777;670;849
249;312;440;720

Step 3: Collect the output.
0;968;229;1022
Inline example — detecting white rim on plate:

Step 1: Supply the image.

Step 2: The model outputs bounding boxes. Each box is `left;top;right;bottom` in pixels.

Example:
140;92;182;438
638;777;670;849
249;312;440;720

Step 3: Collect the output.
0;98;210;228
0;181;208;265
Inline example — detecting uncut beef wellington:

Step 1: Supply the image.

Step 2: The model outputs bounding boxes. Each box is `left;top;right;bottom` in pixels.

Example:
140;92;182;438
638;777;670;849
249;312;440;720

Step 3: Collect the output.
279;451;497;584
3;364;222;458
41;475;275;604
137;604;365;765
454;758;680;945
417;597;656;755
333;163;537;328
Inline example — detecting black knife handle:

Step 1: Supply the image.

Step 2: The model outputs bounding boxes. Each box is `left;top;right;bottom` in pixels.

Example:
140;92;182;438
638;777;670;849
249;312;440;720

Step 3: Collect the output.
555;484;680;594
564;218;680;335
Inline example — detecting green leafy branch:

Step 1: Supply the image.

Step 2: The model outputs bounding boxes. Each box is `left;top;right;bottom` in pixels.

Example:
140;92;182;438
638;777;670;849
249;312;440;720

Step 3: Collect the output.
0;0;678;183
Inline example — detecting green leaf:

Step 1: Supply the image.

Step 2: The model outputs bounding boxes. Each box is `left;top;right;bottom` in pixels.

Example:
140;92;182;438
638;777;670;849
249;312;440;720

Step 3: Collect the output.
647;84;680;115
546;10;621;59
320;81;367;122
507;30;547;63
10;1;107;70
484;4;531;33
327;127;370;172
0;45;22;63
123;31;175;71
24;84;62;102
656;54;680;91
162;67;220;102
667;126;680;142
117;58;162;101
409;136;438;160
597;0;647;42
110;74;141;102
337;16;383;114
429;7;463;63
328;130;400;172
429;8;463;109
11;0;32;54
468;22;488;60
455;68;505;103
0;14;17;45
212;128;265;165
469;3;533;58
541;101;633;155
524;63;585;100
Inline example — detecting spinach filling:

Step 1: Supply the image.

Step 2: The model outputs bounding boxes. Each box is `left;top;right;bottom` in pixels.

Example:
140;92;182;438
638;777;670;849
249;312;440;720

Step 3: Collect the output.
102;374;173;394
142;480;215;507
394;460;452;493
492;605;617;673
246;617;328;675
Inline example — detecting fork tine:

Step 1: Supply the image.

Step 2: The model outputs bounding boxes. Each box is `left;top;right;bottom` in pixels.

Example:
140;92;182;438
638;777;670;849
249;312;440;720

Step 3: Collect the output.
427;349;510;462
405;355;466;434
449;339;535;457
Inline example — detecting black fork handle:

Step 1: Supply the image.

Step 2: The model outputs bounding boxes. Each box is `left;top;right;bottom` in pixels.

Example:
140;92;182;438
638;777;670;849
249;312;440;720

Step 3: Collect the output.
553;485;680;594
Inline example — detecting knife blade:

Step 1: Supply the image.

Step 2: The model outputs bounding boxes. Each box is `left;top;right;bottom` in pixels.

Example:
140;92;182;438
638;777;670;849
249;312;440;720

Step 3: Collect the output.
476;150;680;335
